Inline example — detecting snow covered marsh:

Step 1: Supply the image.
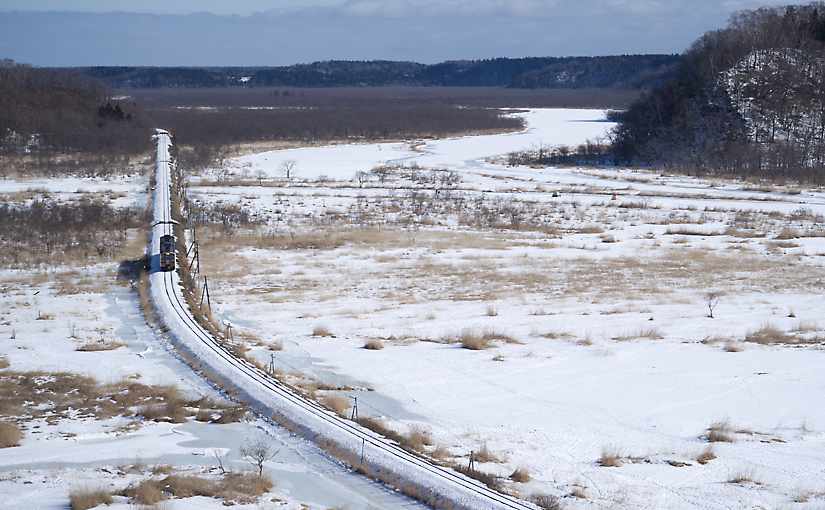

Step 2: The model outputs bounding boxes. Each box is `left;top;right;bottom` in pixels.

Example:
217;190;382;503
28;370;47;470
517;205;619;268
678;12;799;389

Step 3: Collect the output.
183;108;825;508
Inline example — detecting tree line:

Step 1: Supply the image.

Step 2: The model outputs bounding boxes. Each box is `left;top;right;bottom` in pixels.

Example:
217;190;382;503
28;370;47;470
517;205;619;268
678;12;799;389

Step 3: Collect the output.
75;55;679;90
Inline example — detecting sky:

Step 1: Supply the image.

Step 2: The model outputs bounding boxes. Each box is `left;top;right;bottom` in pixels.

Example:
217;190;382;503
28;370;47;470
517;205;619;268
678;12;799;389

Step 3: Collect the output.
0;0;808;66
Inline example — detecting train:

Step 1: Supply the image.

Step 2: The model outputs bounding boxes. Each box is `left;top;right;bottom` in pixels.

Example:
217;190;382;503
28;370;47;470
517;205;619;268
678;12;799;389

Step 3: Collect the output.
159;234;176;272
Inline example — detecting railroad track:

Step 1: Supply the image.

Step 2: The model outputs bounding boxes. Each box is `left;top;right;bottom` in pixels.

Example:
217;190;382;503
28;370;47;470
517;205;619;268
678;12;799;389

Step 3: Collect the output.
149;130;538;510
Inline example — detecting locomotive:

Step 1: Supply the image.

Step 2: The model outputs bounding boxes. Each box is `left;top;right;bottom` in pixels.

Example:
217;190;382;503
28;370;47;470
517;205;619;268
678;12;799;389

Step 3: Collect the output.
159;234;176;272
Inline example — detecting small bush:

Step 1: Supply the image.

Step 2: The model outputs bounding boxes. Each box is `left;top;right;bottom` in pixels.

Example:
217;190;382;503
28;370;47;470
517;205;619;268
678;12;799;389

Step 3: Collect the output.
474;443;503;464
311;325;334;337
0;422;22;448
728;472;758;484
405;425;433;452
485;304;498;317
460;330;492;350
76;341;126;352
744;323;795;344
530;493;561;510
134;481;165;505
706;421;735;443
363;339;384;350
321;395;350;417
598;448;623;467
723;341;743;352
69;489;113;510
0;357;8;369
696;446;716;465
509;467;531;483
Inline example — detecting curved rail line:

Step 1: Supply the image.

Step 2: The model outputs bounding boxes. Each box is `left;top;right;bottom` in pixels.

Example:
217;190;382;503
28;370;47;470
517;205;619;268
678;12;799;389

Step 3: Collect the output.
150;130;538;510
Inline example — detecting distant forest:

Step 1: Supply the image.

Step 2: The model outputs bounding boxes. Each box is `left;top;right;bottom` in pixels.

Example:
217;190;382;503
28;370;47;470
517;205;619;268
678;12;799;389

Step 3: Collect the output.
74;55;679;89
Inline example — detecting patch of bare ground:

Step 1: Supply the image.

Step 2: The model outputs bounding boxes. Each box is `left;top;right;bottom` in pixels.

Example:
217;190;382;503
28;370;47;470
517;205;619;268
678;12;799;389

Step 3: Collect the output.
69;488;113;510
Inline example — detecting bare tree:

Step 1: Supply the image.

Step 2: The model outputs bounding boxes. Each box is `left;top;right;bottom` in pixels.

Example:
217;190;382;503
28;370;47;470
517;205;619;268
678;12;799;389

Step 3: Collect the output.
354;170;369;188
255;169;267;186
705;291;721;318
280;160;297;180
240;437;278;477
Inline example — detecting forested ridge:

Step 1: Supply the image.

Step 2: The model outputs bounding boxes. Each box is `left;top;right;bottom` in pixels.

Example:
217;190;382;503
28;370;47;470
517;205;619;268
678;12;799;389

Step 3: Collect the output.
74;55;678;89
613;2;825;183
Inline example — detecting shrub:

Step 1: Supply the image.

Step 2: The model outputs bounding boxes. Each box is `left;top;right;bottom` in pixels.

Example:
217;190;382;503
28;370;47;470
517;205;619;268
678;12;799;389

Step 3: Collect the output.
459;329;492;350
706;421;735;443
530;493;561;510
473;443;503;464
321;395;350;417
134;481;164;505
405;426;433;452
0;422;22;448
509;467;531;483
696;446;716;465
598;448;623;467
744;323;795;344
363;339;384;350
485;304;498;317
0;357;8;369
311;325;334;337
69;489;113;510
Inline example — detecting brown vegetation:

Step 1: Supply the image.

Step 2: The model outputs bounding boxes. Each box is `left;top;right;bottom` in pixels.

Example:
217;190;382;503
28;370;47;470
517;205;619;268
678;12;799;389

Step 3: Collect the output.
509;467;532;483
76;341;126;352
598;448;624;467
311;325;334;338
705;421;735;443
0;421;22;448
696;446;717;465
69;489;113;510
363;339;385;350
125;472;272;505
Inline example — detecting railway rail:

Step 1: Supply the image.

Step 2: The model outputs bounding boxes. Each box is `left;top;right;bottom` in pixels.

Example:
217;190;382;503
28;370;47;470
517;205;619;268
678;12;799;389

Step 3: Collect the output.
149;130;539;510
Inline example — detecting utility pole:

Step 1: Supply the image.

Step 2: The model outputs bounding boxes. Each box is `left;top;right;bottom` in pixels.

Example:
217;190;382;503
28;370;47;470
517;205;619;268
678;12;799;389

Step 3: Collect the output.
350;396;359;421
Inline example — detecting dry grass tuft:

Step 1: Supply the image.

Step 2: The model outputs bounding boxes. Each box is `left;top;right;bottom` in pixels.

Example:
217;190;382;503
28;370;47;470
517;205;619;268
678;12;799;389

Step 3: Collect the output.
728;472;759;485
405;425;433;452
126;472;272;505
0;357;8;369
706;421;735;443
775;227;799;240
363;339;385;350
744;323;795;344
474;443;504;464
76;341;126;352
0;422;22;448
69;488;113;510
598;448;624;467
530;493;561;510
509;467;531;483
696;446;716;465
460;330;493;350
723;341;744;352
612;327;663;341
321;395;351;417
311;325;334;337
485;304;499;317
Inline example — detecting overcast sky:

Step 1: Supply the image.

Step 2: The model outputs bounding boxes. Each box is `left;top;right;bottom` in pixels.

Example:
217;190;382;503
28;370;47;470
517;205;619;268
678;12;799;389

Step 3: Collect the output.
0;0;809;66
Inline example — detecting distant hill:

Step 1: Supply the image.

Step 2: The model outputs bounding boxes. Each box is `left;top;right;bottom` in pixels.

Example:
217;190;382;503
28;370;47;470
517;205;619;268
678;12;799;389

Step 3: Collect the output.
71;55;679;89
613;2;825;182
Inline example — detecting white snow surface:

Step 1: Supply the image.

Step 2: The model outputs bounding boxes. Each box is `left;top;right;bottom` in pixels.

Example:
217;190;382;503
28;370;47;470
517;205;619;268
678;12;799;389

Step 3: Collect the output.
185;109;825;509
224;109;613;181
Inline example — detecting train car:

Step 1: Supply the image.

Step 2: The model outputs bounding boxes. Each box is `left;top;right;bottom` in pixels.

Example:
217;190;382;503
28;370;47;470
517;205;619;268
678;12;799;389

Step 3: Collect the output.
159;234;176;272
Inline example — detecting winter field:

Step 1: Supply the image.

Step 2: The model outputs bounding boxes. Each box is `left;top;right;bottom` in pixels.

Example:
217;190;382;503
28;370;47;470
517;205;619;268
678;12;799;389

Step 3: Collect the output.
1;107;824;510
182;108;825;509
0;172;425;507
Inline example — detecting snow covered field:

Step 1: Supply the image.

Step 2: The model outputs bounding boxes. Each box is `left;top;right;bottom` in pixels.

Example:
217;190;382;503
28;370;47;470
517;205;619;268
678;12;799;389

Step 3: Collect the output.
185;108;825;509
